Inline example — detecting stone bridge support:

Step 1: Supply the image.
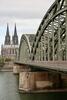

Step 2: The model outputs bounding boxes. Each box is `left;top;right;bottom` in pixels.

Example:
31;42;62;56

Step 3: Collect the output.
13;64;67;91
13;64;30;74
19;71;64;91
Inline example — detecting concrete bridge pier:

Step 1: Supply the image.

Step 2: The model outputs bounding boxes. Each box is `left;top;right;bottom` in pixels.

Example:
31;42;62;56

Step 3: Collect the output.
13;63;67;92
13;64;30;74
19;72;35;91
13;64;21;74
19;71;55;92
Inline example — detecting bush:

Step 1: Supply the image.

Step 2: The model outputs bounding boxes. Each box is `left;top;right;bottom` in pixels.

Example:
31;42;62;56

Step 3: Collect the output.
5;58;12;62
0;57;5;67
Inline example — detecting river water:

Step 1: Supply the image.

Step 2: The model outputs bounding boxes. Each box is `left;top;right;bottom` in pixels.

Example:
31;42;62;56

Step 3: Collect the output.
0;72;67;100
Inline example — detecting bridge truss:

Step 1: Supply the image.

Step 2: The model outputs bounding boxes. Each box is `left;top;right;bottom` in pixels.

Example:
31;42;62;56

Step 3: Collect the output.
31;0;67;62
16;0;67;73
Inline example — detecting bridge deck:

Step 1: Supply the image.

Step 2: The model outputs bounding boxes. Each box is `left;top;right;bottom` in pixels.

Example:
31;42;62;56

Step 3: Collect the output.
15;61;67;74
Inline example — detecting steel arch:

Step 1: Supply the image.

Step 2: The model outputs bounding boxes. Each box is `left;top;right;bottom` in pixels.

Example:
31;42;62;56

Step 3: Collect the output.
18;34;31;62
31;0;67;61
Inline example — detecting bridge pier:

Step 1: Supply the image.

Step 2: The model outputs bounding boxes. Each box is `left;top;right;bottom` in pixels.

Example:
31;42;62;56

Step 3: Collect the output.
19;72;35;91
13;64;30;74
61;74;67;88
48;72;62;89
19;72;53;91
13;64;21;74
13;63;67;92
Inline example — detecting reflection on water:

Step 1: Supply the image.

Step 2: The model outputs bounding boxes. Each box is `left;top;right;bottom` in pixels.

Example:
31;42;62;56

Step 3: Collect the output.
0;72;67;100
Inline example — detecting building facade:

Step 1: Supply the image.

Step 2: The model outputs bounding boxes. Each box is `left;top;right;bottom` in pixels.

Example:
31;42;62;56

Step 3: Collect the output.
1;24;19;61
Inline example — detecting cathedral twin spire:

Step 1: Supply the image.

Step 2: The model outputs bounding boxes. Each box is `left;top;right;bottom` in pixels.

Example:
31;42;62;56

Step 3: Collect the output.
5;24;10;45
4;24;18;45
12;24;18;45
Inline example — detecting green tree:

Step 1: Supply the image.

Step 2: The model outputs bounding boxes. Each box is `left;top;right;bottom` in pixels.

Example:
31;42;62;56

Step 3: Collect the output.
0;57;5;67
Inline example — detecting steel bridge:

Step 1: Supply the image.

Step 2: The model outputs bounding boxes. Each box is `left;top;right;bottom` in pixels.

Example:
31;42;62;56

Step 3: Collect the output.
15;0;67;74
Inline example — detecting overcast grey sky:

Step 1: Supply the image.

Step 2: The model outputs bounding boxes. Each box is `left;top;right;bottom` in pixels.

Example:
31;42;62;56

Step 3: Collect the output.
0;0;55;19
0;0;55;53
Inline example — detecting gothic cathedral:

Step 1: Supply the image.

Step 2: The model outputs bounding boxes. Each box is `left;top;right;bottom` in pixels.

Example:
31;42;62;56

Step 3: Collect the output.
1;24;19;61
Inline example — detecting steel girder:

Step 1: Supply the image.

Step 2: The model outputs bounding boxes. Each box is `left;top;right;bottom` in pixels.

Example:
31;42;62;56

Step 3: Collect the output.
31;0;67;61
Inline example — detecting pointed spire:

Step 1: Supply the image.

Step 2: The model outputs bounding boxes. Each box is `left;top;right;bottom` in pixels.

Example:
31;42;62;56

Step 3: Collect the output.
12;24;18;45
4;23;11;45
14;24;17;36
6;23;9;36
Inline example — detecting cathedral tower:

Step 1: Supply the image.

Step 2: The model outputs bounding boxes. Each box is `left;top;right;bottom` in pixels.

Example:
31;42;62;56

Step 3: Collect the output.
12;24;18;45
4;24;11;45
